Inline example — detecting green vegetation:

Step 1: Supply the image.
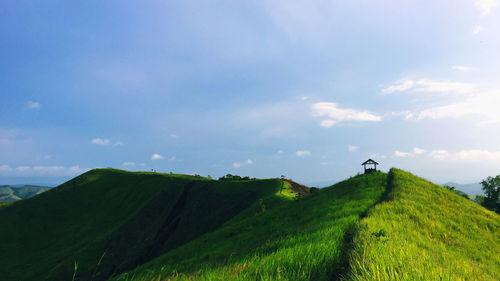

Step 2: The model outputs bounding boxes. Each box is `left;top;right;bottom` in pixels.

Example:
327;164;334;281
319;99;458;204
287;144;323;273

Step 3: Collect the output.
480;175;500;213
346;168;500;281
0;184;51;202
112;171;387;281
2;168;499;281
0;169;279;281
218;174;256;181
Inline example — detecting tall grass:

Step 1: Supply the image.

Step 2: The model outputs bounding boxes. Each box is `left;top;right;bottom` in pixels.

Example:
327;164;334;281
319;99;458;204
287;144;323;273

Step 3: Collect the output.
346;168;500;281
113;172;387;281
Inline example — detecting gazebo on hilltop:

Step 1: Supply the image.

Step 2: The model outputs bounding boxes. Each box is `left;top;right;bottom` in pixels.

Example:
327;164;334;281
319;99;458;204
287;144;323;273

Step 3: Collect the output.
362;159;378;174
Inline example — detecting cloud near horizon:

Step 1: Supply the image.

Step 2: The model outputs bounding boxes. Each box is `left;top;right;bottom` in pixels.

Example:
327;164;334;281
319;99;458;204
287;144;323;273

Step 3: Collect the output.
0;164;88;177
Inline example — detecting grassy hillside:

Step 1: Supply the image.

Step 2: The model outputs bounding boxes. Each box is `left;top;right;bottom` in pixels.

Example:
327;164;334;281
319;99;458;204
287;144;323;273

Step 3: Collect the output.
346;168;500;280
0;169;281;281
0;184;51;202
112;172;387;281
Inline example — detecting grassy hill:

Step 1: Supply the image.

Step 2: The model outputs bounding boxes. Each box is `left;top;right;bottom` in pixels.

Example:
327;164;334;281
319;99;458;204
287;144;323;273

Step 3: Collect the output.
1;168;498;281
111;172;387;281
346;168;500;280
0;184;51;202
0;169;284;281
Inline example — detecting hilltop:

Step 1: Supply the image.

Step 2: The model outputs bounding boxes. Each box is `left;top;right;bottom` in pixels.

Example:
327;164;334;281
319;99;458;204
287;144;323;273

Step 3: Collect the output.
0;168;498;281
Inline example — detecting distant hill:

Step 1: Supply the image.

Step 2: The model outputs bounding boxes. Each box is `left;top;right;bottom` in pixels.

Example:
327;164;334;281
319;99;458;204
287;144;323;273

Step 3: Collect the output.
444;181;483;196
0;185;52;202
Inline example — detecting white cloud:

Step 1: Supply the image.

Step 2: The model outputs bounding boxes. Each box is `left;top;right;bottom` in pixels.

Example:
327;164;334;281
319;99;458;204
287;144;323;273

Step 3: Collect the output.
475;0;499;16
91;138;110;145
0;164;13;173
381;79;476;95
113;141;124;146
381;80;415;95
451;65;474;71
348;145;358;152
151;153;164;160
394;150;413;157
169;156;176;161
415;89;500;124
430;150;450;159
233;159;254;168
277;150;284;154
320;119;337;128
26;101;40;110
413;147;427;155
427;149;500;162
311;102;381;127
122;162;136;167
473;25;484;34
296;150;311;157
0;164;88;176
457;150;500;161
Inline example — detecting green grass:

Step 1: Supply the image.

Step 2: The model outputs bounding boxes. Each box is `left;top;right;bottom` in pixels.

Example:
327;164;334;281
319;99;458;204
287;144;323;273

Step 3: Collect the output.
346;168;500;281
111;171;387;281
0;169;281;281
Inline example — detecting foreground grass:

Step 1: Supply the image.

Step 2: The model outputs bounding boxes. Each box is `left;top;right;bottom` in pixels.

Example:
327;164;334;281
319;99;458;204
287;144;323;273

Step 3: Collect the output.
0;169;284;281
346;168;500;281
113;172;387;281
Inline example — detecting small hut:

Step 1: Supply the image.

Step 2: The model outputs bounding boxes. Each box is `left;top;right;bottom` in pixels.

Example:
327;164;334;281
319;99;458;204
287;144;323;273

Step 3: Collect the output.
362;159;378;174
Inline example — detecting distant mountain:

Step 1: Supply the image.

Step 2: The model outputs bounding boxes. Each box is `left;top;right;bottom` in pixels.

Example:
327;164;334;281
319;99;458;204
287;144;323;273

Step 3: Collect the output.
0;185;52;202
443;182;483;196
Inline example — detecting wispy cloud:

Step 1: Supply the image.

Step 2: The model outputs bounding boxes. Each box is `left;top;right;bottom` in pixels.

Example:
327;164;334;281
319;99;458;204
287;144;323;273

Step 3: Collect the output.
473;25;484;34
415;89;500;124
26;101;40;110
430;150;450;159
122;162;136;166
0;164;88;176
429;149;500;161
296;150;311;157
348;145;358;152
451;65;474;71
475;0;499;17
394;150;413;158
91;138;110;145
311;102;381;127
151;153;164;160
381;79;476;95
413;147;427;155
113;141;124;146
233;159;254;168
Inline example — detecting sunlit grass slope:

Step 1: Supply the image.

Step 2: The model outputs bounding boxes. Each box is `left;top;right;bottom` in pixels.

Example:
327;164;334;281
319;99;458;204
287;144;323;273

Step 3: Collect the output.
346;168;500;281
0;169;281;281
112;172;387;281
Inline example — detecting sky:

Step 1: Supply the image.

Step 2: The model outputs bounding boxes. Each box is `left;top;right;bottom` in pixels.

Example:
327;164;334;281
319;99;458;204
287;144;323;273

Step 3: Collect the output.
1;0;500;187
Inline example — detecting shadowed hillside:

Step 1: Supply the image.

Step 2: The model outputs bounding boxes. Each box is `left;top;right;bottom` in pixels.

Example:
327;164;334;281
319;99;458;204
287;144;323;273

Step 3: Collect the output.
0;169;282;281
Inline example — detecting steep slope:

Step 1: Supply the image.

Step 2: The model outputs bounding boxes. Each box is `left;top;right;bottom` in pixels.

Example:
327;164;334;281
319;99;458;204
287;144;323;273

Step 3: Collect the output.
346;168;500;280
112;172;387;281
0;169;281;281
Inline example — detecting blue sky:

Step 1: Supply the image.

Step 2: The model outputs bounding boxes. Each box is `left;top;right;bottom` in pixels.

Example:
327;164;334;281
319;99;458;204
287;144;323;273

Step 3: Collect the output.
1;0;500;186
